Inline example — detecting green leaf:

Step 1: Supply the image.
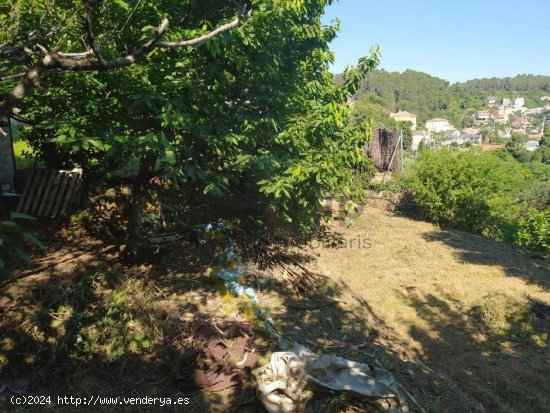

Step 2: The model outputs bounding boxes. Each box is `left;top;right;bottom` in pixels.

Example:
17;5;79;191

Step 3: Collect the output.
21;232;46;250
14;247;32;264
9;212;36;221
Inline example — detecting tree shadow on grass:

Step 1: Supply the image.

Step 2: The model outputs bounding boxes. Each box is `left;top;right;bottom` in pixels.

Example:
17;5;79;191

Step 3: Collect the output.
4;220;520;413
0;239;268;413
392;286;550;413
422;230;550;290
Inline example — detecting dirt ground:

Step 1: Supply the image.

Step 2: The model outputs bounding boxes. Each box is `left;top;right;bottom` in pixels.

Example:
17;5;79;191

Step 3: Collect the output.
1;204;549;412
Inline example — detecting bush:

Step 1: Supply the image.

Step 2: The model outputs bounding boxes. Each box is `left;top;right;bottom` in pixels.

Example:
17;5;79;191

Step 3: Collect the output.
401;148;528;241
0;212;45;285
470;293;547;347
516;210;550;255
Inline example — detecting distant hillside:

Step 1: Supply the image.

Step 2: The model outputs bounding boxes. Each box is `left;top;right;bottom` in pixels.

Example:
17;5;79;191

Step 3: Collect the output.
457;75;550;93
348;70;550;126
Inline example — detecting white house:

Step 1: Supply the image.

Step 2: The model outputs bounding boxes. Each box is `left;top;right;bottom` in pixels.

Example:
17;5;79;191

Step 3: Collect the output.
426;118;454;133
502;98;512;107
411;130;431;151
524;140;540;152
487;96;496;106
475;111;490;121
390;111;417;130
441;129;482;146
513;97;525;108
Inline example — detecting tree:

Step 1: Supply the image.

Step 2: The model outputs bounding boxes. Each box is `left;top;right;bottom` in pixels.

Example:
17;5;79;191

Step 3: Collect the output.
395;121;413;150
3;1;380;260
0;0;251;118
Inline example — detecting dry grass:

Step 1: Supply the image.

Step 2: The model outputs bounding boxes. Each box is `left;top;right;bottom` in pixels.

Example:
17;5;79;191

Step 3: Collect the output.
286;206;550;412
1;203;549;412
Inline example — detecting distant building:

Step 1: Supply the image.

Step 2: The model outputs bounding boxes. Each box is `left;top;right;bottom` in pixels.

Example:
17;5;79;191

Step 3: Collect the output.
502;98;512;107
524;140;540;152
426;118;454;133
463;127;481;136
390;111;417;130
511;115;528;129
441;129;482;146
492;106;514;123
411;130;432;151
524;107;547;115
513;97;525;108
487;96;496;106
541;96;550;102
475;110;491;121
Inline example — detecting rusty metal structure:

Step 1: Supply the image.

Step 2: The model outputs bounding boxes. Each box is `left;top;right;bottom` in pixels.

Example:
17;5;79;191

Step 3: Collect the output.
365;128;402;172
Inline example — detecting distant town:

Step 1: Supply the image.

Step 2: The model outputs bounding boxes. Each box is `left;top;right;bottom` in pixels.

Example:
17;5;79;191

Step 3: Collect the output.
389;96;549;152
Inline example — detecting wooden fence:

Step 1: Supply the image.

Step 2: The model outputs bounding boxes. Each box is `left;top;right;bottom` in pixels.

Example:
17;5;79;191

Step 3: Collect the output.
17;168;82;218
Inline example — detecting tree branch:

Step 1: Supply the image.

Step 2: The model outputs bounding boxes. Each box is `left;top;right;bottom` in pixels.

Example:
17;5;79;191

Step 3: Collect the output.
0;4;252;118
157;8;251;48
0;72;26;81
57;49;94;59
0;17;169;117
84;7;107;66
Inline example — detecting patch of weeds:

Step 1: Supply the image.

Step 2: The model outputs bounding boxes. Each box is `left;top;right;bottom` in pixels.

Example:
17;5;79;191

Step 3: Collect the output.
77;279;156;362
368;179;400;196
470;293;548;347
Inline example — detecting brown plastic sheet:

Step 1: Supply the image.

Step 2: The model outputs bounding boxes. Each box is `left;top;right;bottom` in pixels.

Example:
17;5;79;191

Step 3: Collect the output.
176;319;259;392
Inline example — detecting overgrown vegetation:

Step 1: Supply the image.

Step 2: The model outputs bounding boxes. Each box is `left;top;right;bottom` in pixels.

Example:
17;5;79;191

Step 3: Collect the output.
517;210;550;255
397;141;549;255
400;148;529;241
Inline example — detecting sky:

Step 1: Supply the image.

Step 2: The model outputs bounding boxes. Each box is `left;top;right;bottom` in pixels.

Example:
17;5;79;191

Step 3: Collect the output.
321;0;550;83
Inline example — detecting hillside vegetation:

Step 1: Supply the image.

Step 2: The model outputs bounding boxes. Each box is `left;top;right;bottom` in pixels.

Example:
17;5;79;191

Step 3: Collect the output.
348;70;550;125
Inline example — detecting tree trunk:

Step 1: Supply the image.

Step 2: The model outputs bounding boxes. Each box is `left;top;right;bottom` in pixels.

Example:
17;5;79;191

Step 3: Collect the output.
123;156;155;262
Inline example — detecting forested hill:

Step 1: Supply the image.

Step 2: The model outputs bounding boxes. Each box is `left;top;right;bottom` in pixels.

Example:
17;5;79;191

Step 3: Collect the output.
347;70;550;125
458;75;550;93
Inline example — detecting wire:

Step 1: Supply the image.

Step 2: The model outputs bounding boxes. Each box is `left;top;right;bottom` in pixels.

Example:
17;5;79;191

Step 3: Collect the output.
399;0;550;31
330;11;550;58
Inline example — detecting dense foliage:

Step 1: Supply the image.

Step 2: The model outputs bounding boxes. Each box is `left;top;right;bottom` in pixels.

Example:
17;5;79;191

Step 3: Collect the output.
2;0;379;258
346;70;550;127
516;210;550;255
401;149;530;241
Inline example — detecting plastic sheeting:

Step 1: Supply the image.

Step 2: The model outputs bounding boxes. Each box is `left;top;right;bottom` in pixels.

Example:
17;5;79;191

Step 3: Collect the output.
257;344;408;413
196;223;408;412
198;223;292;350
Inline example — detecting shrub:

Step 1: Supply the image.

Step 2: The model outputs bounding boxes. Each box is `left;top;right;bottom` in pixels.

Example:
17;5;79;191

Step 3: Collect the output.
0;212;45;285
401;148;528;241
516;210;550;255
470;293;547;347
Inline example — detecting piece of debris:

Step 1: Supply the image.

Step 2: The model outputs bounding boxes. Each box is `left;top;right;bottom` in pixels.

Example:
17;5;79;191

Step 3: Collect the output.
256;344;408;413
175;318;259;392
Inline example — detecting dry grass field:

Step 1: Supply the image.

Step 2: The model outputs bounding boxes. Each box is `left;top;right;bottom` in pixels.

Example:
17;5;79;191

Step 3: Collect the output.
286;206;550;412
1;204;548;412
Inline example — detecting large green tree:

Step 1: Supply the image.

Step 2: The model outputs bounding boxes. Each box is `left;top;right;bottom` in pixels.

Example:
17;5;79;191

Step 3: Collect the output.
1;0;379;259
